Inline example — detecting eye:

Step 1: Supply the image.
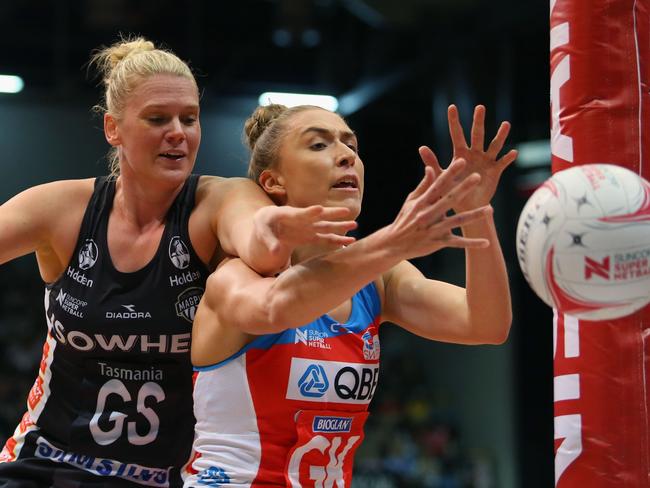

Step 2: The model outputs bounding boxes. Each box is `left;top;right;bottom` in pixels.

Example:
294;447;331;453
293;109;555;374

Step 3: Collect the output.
182;116;198;126
147;116;166;124
346;143;358;153
310;142;327;150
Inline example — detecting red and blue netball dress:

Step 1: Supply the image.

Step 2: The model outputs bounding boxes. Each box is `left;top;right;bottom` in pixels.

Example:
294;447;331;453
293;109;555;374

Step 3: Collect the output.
0;175;208;488
187;282;381;488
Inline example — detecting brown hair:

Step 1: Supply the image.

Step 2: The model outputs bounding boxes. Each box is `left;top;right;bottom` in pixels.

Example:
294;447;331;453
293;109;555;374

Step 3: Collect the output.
90;35;197;176
244;104;326;183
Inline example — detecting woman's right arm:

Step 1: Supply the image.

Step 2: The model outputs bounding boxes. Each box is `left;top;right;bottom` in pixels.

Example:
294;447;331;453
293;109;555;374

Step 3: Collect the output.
0;180;93;280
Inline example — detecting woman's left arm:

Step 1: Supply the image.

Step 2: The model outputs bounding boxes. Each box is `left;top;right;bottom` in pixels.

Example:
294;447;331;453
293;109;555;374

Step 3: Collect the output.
383;104;516;344
382;212;511;345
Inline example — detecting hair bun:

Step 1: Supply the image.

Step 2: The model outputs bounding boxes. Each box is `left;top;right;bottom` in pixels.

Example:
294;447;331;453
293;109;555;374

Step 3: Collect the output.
244;104;288;151
91;36;156;83
107;38;155;68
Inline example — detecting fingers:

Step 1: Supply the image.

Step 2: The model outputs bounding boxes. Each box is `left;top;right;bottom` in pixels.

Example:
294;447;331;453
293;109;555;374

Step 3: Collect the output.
420;164;478;212
450;104;514;161
486;121;511;160
273;205;356;248
314;206;354;221
408;165;436;200
428;206;493;249
470;105;486;151
448;104;468;153
418;146;443;177
312;220;358;234
430;205;492;233
315;233;356;246
414;158;467;207
441;235;490;249
497;148;518;170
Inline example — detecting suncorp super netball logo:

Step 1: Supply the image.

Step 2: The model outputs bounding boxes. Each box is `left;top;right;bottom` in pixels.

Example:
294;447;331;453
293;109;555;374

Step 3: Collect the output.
585;250;650;281
612;249;650;280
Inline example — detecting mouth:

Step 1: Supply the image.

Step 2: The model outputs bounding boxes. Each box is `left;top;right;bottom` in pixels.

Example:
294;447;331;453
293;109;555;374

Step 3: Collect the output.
158;151;186;161
331;175;359;190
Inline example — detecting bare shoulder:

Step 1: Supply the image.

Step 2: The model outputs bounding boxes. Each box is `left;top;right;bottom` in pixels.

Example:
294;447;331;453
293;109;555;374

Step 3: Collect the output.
0;178;96;278
13;177;93;200
3;178;95;221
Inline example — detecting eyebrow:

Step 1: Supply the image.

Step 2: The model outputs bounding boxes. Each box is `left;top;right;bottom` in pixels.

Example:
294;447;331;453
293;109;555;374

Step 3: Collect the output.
142;103;200;111
301;126;357;140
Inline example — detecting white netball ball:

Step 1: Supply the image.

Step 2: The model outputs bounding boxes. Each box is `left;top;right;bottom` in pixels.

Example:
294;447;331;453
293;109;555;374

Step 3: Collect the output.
516;164;650;320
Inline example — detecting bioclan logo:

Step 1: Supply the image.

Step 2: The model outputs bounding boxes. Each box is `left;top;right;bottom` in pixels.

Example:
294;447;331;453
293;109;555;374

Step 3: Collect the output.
197;466;231;487
298;364;329;398
78;239;98;270
169;236;190;270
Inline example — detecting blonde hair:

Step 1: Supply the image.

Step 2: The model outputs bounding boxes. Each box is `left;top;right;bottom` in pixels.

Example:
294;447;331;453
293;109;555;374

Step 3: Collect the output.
90;35;197;176
244;104;327;183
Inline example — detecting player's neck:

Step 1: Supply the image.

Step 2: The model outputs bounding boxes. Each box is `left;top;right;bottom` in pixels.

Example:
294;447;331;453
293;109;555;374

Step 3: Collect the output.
114;176;181;229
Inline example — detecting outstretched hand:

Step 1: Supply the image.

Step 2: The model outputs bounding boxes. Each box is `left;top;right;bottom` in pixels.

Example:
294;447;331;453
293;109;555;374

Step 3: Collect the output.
254;204;357;258
419;104;517;213
385;158;493;261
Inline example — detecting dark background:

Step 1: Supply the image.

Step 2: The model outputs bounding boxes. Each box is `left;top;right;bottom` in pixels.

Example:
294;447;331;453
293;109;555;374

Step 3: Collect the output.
0;1;552;486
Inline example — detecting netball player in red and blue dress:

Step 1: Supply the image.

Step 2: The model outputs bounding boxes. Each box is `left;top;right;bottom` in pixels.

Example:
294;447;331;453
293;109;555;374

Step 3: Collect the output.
0;39;356;488
187;103;517;487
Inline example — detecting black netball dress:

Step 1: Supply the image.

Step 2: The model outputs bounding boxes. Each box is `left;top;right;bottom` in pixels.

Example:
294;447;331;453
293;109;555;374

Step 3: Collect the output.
0;175;208;488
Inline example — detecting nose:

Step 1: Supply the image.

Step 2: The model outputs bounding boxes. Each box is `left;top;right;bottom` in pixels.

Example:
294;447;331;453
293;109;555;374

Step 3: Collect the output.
336;142;357;167
166;118;186;145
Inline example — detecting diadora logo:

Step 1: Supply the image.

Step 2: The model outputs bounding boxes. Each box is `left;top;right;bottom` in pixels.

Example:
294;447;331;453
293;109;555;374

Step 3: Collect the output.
169;236;190;270
197;466;231;486
55;289;88;318
78;239;98;270
105;304;152;320
288;358;379;404
362;331;380;360
312;416;353;433
175;287;204;323
298;364;330;398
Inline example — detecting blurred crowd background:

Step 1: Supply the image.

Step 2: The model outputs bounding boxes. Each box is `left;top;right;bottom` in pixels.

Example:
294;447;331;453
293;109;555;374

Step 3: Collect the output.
0;1;551;486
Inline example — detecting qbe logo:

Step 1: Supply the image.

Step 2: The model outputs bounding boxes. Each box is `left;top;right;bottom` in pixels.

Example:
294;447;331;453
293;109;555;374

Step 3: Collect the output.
298;364;329;397
287;358;379;405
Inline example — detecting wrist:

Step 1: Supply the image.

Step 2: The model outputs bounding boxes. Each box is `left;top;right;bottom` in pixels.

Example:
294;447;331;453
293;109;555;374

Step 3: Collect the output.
460;205;496;237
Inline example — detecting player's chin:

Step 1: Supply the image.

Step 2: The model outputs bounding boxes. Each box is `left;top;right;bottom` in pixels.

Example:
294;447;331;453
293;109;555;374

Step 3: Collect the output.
155;158;195;181
327;197;362;219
